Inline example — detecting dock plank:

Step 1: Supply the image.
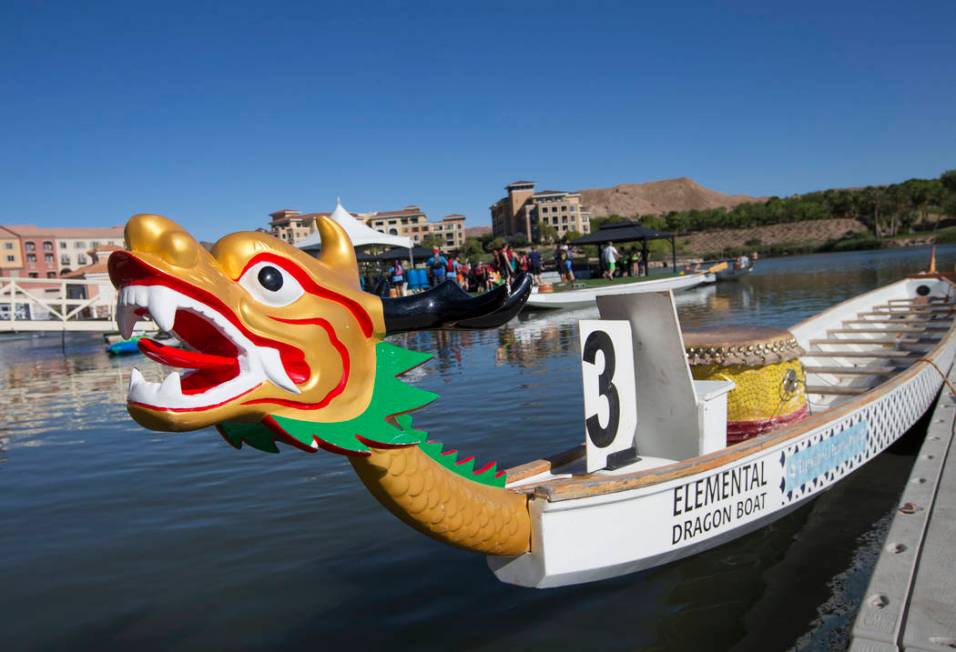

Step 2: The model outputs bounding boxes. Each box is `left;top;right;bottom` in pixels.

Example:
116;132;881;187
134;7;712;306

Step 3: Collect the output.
901;398;956;651
850;373;956;651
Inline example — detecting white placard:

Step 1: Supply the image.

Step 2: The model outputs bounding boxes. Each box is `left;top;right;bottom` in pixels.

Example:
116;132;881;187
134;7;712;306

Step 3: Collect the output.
579;320;638;472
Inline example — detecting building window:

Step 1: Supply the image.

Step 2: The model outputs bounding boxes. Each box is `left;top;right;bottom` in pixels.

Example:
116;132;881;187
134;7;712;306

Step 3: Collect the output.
44;253;54;263
43;241;53;251
5;255;14;262
60;242;68;249
29;272;39;278
75;241;86;249
77;255;87;265
25;242;36;252
90;241;100;248
26;253;36;263
5;242;15;249
61;255;70;265
46;272;57;279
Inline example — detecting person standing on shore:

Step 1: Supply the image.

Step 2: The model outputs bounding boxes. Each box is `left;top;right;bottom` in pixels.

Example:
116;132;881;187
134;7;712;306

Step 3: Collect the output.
602;241;619;280
427;246;448;287
529;245;543;285
495;244;513;285
562;245;575;284
388;259;407;296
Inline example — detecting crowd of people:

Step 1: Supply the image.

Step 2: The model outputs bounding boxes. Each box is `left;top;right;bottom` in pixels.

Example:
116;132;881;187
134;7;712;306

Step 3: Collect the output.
382;243;551;296
379;240;656;297
597;241;649;278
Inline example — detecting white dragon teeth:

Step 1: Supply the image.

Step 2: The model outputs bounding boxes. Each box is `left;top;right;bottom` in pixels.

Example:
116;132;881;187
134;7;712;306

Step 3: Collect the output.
117;301;139;339
259;348;301;395
148;285;178;333
121;284;302;409
158;371;182;399
129;368;145;392
128;367;161;404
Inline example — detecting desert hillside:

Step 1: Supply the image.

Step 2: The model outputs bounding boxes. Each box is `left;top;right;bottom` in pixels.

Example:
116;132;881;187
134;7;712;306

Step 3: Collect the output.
679;218;869;256
579;177;762;218
465;225;492;238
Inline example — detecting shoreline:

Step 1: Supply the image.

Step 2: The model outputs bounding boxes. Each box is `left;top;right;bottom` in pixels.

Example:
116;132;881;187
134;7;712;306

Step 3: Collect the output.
680;229;953;263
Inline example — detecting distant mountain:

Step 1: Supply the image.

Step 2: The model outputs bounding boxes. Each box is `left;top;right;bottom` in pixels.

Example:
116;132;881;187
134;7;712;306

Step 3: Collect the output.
465;225;492;237
578;177;762;218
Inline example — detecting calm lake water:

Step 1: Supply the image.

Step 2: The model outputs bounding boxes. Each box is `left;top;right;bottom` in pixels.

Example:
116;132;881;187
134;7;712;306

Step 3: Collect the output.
1;245;953;651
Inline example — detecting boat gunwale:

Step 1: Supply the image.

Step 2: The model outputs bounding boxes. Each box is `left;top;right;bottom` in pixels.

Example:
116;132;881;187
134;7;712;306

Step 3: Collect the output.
526;272;708;304
510;274;956;503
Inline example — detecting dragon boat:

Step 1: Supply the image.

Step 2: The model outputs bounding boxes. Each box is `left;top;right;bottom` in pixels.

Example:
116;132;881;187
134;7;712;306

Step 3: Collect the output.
525;271;712;310
109;213;956;588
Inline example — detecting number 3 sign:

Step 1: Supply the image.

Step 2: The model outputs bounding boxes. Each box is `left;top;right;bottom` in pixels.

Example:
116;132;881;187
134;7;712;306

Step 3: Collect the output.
579;320;638;472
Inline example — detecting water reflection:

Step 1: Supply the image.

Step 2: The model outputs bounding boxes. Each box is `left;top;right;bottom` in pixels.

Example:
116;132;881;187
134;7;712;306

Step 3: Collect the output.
0;245;954;651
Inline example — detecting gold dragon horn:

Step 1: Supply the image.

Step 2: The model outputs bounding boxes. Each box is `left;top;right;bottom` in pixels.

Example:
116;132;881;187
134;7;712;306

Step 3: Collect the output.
314;213;360;288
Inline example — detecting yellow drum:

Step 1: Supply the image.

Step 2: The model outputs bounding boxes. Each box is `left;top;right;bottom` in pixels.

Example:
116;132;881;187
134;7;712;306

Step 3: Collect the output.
684;326;808;443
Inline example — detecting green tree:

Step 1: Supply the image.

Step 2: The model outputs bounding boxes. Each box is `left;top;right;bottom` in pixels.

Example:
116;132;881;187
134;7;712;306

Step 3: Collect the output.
537;223;558;244
941;170;956;195
507;233;528;247
478;232;495;249
563;229;583;244
420;233;443;249
941;170;956;218
458;237;484;260
487;237;507;252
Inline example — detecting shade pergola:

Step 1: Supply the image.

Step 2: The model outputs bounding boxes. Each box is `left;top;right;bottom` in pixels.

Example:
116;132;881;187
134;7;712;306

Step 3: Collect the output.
570;220;677;276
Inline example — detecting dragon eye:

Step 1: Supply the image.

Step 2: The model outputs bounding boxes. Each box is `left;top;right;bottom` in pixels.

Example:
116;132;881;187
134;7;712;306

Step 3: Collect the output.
258;266;283;291
239;261;305;307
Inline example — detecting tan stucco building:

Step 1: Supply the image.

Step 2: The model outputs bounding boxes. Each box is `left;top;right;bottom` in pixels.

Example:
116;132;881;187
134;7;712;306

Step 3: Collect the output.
269;205;466;250
0;231;22;277
269;210;328;245
490;181;591;242
366;206;465;249
0;224;124;278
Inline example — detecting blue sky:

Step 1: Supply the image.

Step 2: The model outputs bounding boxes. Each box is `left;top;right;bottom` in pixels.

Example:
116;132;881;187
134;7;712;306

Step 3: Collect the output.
1;1;954;241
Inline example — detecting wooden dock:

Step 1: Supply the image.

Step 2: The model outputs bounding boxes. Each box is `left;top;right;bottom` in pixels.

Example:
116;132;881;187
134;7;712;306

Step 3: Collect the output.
850;370;956;651
1;276;118;332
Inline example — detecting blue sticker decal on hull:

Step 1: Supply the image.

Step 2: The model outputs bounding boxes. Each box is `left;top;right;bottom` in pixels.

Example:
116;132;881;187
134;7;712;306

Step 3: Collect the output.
785;420;869;492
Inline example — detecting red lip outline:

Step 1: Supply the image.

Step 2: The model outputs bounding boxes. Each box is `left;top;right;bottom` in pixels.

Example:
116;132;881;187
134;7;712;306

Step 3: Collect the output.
109;251;353;413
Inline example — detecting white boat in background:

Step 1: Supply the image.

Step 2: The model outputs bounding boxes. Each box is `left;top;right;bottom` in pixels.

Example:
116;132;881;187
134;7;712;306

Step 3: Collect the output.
526;272;713;310
490;274;956;587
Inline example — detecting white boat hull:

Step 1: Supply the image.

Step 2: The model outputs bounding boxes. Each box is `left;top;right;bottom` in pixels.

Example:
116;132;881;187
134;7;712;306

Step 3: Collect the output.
526;273;712;310
491;277;956;587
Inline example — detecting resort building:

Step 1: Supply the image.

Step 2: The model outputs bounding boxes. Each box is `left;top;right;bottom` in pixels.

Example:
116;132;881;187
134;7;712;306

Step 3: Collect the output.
60;244;123;318
365;207;465;249
0;231;22;278
270;206;466;250
268;210;328;245
55;227;125;274
0;225;124;278
489;181;591;242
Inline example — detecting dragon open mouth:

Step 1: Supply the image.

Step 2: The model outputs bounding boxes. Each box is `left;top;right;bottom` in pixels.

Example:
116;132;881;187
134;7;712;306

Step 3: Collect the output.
117;283;300;412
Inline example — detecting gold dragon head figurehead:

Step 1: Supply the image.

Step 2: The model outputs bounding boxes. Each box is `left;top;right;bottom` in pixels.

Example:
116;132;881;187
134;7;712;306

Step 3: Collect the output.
108;213;531;455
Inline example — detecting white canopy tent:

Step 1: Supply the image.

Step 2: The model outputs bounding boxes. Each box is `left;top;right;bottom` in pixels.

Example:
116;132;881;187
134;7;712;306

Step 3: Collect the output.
297;200;413;253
